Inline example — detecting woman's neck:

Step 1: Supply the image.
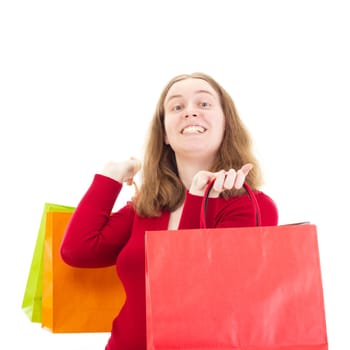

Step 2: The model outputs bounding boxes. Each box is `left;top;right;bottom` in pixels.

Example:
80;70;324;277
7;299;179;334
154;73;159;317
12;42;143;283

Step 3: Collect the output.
175;155;214;189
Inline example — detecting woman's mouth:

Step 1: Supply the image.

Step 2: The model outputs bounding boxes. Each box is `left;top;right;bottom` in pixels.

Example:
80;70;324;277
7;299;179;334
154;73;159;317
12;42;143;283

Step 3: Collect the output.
181;125;207;134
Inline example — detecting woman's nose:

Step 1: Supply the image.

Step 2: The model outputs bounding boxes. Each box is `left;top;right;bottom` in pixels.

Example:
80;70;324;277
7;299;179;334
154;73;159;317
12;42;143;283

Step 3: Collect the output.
185;112;197;118
184;105;198;118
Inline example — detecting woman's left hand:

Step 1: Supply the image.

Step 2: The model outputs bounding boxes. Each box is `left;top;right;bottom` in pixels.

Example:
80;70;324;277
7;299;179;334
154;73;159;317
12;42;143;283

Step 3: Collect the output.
189;163;253;198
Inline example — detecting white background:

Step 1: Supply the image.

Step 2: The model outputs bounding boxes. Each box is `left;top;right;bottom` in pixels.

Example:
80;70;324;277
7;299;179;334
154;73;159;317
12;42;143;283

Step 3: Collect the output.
1;1;349;349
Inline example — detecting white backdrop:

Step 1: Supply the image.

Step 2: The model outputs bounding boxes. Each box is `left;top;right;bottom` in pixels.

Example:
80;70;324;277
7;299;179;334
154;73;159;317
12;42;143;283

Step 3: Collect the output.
1;1;349;349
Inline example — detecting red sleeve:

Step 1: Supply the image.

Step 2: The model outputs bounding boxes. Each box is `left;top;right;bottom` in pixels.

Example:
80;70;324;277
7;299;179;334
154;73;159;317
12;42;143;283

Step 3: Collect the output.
255;192;279;226
178;190;278;229
177;191;203;229
213;191;278;228
60;174;135;268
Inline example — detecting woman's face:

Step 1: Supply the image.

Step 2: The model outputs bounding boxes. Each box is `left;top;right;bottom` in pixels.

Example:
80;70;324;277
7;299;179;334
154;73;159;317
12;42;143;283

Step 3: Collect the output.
163;78;226;161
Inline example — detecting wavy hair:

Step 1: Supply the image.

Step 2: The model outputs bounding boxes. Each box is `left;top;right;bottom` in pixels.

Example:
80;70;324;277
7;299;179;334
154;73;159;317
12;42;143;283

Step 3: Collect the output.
134;72;262;217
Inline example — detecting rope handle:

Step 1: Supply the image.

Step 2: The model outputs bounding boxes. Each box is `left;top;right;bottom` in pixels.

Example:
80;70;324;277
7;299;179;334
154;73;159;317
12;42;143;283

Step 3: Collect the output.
199;178;262;228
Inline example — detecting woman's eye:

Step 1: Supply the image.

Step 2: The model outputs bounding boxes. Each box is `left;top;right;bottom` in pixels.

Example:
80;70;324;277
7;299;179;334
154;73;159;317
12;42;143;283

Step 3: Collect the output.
200;101;210;108
173;104;182;111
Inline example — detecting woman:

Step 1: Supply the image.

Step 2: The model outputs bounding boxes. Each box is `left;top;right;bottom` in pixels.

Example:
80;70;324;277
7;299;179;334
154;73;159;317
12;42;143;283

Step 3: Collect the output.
60;72;278;349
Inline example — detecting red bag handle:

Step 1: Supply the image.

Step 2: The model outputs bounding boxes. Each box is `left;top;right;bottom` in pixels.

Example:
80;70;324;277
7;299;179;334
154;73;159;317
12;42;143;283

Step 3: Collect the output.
200;178;262;228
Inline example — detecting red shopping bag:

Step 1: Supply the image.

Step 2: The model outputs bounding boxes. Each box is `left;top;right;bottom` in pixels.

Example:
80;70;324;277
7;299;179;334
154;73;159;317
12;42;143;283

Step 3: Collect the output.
145;182;328;350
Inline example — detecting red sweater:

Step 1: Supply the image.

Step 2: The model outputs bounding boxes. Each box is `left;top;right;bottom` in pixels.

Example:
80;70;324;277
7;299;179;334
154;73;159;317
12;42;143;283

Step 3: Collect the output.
60;174;278;350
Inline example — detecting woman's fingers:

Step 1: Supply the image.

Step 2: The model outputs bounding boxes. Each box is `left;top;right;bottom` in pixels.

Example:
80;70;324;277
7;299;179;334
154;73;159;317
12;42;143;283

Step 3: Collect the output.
233;163;253;189
240;163;253;176
190;163;253;197
218;163;253;190
222;169;236;189
213;170;226;192
129;157;142;173
100;157;142;184
190;171;212;194
217;163;253;190
125;158;142;185
233;170;245;189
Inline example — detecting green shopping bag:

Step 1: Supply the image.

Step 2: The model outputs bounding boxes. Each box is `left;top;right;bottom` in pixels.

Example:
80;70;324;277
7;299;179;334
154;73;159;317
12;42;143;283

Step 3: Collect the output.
21;203;75;323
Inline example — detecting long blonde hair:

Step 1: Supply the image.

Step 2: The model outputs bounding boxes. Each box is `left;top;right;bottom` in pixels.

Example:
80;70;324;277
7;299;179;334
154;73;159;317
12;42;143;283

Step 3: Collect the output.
135;72;262;217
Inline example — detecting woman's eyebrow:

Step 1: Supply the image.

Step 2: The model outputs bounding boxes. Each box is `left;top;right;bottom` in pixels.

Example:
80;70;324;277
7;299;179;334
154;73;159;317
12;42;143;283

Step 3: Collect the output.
165;90;215;105
195;89;215;97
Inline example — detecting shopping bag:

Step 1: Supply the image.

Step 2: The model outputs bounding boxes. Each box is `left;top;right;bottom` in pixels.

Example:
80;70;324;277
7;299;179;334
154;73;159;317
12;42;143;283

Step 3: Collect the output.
22;203;75;323
41;209;126;332
145;182;328;350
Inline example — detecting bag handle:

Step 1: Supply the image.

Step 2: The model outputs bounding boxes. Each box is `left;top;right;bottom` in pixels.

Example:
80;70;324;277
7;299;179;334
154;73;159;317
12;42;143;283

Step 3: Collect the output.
200;178;262;228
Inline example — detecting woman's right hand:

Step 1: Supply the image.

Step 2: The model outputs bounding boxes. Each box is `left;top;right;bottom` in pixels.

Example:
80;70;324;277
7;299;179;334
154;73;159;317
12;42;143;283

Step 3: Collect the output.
99;158;142;184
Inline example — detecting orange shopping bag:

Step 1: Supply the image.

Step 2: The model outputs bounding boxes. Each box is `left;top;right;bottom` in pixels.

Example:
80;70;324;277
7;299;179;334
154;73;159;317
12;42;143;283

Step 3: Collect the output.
145;183;328;349
41;207;126;333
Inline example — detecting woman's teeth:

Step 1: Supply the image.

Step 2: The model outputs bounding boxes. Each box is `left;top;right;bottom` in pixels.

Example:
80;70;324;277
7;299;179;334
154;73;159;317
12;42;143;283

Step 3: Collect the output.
182;126;206;134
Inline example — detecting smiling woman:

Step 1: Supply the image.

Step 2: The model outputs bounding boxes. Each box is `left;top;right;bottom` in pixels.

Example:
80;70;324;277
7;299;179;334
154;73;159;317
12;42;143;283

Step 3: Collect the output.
59;72;278;350
138;72;266;215
163;78;226;167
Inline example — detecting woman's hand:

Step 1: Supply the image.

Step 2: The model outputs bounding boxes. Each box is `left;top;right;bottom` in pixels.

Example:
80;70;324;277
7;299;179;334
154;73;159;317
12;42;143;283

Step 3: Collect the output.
99;158;142;184
189;163;253;197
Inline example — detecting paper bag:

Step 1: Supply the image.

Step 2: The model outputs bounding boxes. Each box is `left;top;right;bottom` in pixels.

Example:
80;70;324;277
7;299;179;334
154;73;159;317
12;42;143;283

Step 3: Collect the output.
21;203;75;322
41;210;126;332
145;182;328;349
